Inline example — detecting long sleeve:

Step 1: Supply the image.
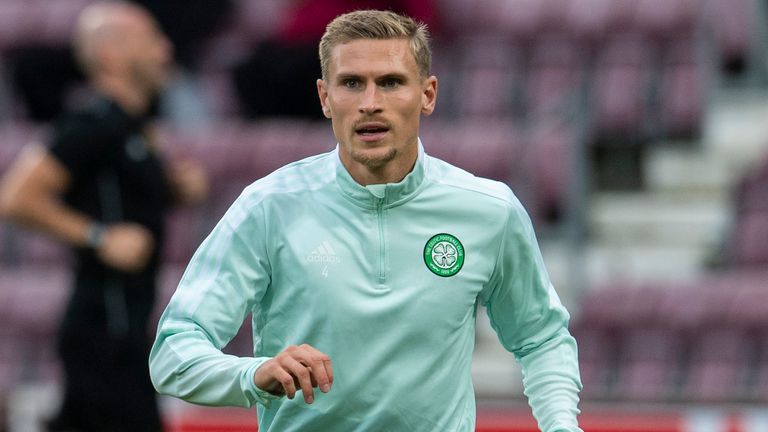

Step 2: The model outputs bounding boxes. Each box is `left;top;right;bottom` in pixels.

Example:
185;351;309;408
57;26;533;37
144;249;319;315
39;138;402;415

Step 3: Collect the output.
149;197;280;408
479;198;582;432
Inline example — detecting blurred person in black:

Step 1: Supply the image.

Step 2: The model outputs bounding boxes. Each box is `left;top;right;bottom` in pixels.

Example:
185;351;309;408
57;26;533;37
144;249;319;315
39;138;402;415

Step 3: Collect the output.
0;2;208;431
233;0;439;119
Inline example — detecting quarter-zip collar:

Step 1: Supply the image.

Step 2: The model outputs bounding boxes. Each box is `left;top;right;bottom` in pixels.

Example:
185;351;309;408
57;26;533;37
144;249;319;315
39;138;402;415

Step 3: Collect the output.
335;140;427;210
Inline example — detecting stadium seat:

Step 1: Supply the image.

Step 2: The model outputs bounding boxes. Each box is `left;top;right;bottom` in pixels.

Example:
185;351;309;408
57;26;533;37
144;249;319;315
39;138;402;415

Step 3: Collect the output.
729;210;768;267
3;266;69;339
525;38;586;119
748;334;768;401
658;47;705;139
246;120;335;177
0;0;90;50
449;37;522;120
726;282;768;331
536;0;572;36
656;279;732;331
565;0;614;43
0;264;69;405
682;328;750;401
0;1;36;52
421;119;521;187
528;120;576;222
0;359;19;430
634;0;698;41
149;263;187;334
1;228;69;266
572;326;617;400
163;208;209;265
705;0;754;75
591;35;654;141
480;0;543;41
602;0;642;34
39;0;91;46
734;155;768;213
614;327;681;401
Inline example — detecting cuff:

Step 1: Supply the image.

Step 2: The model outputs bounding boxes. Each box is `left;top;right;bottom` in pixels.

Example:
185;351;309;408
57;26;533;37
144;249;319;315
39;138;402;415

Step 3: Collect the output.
242;357;283;408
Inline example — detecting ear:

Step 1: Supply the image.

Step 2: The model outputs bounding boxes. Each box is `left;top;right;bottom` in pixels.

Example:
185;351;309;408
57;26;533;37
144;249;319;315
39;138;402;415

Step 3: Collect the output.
421;76;438;116
317;78;331;119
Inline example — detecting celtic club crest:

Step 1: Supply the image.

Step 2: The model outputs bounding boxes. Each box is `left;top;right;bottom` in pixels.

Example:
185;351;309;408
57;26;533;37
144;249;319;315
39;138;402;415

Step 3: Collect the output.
423;233;465;277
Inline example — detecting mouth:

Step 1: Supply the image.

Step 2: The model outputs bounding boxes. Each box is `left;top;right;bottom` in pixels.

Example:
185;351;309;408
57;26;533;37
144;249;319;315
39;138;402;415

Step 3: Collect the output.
355;122;390;142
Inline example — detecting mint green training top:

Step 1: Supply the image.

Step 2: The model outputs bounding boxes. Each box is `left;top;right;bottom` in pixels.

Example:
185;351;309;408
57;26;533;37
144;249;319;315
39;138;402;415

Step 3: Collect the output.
149;143;582;432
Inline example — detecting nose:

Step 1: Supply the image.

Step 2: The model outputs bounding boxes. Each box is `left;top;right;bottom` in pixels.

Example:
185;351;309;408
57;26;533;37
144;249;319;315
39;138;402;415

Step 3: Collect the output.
358;85;383;114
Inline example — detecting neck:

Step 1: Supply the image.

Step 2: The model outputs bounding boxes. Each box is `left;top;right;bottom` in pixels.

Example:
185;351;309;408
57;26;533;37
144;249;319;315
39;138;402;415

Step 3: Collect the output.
92;75;150;116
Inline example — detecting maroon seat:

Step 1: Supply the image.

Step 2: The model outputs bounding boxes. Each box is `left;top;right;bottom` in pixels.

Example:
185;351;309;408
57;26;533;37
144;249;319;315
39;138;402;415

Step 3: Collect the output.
0;265;69;399
571;326;617;400
163;208;209;265
527;120;575;222
525;38;585;119
748;334;768;401
3;228;70;266
38;0;91;46
634;0;698;40
682;328;750;401
591;35;653;139
575;282;658;329
656;278;735;331
421;119;521;187
4;266;69;338
658;55;704;139
149;263;188;334
484;0;544;41
726;283;768;330
245;120;335;178
734;156;768;213
536;0;572;36
0;358;19;428
613;327;681;401
448;37;522;120
0;1;36;51
729;210;768;267
574;282;668;400
706;0;754;74
603;0;643;32
566;0;614;41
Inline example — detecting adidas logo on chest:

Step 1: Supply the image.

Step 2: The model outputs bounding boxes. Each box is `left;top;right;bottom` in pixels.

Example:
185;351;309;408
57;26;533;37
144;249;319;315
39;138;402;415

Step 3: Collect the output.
306;240;341;264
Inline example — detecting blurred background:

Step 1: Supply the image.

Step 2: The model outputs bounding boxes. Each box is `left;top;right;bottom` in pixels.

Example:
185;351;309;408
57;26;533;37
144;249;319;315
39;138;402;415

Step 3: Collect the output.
0;0;767;431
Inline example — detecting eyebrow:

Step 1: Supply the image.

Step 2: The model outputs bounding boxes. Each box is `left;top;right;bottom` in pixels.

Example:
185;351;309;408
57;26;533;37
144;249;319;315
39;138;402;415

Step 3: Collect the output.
335;73;361;83
334;72;410;83
377;73;409;82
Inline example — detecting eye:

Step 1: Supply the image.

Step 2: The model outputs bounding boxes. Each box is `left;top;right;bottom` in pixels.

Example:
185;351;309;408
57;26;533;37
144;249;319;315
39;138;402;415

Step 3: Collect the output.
381;78;400;88
343;79;360;89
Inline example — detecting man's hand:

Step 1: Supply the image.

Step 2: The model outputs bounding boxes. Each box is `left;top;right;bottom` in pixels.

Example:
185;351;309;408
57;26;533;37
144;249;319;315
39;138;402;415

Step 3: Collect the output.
97;223;155;273
254;344;333;404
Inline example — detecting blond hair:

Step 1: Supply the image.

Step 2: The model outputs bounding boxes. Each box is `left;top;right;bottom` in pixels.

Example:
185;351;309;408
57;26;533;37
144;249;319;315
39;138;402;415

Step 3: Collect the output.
319;9;432;80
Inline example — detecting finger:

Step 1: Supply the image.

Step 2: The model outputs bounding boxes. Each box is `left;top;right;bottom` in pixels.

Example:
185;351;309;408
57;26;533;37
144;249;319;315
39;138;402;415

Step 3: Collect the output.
283;356;315;404
301;345;333;392
274;367;297;400
324;358;334;389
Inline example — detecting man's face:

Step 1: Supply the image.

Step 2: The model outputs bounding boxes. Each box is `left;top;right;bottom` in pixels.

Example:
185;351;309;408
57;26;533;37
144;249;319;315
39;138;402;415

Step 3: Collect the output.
317;38;437;180
121;11;174;95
